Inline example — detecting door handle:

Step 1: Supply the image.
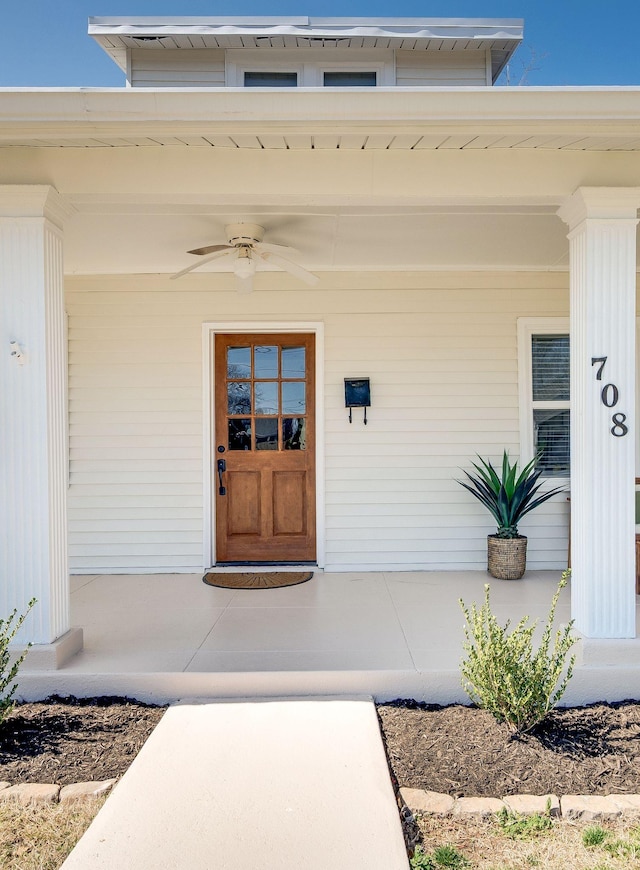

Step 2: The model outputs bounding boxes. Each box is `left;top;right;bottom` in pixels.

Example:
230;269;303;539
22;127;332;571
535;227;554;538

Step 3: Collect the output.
217;458;226;496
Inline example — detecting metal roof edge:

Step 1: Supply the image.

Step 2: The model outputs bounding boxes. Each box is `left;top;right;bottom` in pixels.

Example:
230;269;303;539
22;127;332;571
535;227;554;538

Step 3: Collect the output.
88;16;524;29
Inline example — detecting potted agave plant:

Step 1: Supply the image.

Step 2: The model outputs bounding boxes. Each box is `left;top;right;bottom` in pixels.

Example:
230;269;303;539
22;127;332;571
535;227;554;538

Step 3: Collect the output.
458;451;564;580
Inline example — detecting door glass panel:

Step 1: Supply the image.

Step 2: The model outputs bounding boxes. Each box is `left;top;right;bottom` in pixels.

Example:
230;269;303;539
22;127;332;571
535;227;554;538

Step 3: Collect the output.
282;346;305;378
282;381;306;414
227;346;251;379
254;346;278;379
283;418;306;450
228;418;252;451
255;382;279;415
227;382;251;414
256;418;278;450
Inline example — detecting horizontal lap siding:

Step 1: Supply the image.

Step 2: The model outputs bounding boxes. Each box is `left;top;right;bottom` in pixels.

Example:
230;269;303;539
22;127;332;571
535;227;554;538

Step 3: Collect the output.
65;278;569;572
395;51;487;86
130;50;225;87
67;294;204;571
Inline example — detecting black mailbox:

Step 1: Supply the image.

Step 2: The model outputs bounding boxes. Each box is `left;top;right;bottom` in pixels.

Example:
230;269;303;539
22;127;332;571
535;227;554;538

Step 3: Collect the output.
344;377;371;424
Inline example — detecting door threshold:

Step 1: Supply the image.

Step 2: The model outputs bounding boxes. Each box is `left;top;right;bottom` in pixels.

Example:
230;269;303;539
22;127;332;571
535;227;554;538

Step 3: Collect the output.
213;562;318;572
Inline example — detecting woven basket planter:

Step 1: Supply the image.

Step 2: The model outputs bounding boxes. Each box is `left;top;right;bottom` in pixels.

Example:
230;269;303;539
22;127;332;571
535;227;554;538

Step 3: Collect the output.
487;535;527;580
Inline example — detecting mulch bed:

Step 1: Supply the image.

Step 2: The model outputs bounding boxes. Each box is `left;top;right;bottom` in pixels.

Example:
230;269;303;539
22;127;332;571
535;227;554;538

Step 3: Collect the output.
2;696;640;798
378;699;640;797
0;696;166;786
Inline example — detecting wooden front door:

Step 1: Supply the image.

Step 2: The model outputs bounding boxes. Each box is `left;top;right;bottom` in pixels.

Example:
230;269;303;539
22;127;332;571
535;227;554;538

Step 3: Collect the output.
214;333;316;562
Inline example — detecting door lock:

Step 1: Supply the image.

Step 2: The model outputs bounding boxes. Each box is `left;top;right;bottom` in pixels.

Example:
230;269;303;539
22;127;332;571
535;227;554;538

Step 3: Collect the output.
217;458;226;496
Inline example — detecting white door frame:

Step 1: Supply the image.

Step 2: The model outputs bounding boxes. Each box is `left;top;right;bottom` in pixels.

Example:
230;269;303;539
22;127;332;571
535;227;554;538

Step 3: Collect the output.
202;321;325;569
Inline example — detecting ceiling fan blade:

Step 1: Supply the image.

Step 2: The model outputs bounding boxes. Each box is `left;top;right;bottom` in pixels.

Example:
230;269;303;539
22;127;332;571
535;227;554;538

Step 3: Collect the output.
170;248;236;280
234;273;254;295
259;251;320;286
255;241;299;256
187;244;232;256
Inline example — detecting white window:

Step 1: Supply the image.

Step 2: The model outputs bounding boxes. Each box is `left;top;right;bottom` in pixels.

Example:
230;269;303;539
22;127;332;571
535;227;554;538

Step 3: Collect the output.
518;318;570;479
227;60;304;87
244;71;298;87
226;50;394;87
323;70;377;86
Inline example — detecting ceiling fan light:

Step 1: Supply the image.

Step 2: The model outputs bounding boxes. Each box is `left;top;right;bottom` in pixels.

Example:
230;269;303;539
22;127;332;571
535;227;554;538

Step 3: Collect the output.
234;253;257;280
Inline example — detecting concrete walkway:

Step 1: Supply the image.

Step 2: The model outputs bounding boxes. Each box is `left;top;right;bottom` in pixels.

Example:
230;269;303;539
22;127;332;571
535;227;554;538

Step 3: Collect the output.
62;697;409;869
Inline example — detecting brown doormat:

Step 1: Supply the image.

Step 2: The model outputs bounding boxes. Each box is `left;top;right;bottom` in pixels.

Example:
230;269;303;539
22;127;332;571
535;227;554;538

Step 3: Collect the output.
203;571;313;590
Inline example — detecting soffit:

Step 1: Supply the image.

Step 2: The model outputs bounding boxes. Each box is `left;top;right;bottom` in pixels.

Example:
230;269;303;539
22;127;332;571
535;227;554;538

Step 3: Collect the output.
2;88;640;151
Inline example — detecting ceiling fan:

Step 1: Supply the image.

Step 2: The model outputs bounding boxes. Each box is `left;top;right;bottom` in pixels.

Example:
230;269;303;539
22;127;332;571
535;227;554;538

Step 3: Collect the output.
171;223;319;293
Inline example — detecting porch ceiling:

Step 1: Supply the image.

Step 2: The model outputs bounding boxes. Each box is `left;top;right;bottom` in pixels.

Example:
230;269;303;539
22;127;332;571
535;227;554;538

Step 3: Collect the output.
2;87;640;274
63;204;574;274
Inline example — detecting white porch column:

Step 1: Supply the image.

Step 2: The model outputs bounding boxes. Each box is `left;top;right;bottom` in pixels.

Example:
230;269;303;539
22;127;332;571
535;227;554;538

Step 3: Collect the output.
559;187;640;638
0;186;75;647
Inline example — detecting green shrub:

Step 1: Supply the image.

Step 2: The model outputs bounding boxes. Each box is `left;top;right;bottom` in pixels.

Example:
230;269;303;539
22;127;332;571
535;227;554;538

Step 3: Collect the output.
459;573;576;733
0;598;36;726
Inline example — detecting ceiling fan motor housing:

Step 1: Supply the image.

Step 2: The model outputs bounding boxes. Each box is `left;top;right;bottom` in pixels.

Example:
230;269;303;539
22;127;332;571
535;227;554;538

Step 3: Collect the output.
226;223;264;247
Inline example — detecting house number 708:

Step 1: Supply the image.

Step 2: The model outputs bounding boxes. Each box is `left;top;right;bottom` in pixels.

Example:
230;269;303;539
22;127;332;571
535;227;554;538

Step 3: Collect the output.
591;356;628;437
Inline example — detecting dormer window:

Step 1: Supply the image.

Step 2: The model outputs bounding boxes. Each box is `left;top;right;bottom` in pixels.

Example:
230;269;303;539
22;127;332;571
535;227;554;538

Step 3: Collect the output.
323;71;377;87
92;18;524;89
244;72;298;87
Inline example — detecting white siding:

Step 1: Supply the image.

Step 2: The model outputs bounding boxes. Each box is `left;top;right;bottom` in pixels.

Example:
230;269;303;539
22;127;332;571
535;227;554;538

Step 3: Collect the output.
127;48;487;88
65;274;570;573
129;50;225;87
395;51;488;87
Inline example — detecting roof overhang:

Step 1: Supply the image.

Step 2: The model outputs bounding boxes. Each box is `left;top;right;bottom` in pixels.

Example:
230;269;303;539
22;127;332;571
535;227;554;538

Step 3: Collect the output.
1;88;640;151
88;17;523;83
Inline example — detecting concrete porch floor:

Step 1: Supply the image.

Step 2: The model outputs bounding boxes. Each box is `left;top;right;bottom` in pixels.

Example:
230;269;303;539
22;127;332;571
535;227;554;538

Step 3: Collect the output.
16;570;640;705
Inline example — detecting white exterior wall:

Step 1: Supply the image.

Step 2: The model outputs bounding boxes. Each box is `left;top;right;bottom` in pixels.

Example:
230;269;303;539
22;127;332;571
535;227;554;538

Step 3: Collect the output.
65;273;569;574
395;51;488;86
129;49;225;87
126;48;487;88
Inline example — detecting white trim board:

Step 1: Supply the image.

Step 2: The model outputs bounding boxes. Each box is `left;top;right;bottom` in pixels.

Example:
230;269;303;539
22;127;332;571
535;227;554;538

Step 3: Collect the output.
517;316;570;481
201;321;326;571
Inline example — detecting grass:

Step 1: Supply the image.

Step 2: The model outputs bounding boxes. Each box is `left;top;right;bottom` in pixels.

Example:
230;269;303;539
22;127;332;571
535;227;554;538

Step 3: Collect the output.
495;807;554;840
0;798;104;869
413;814;640;869
411;844;470;869
582;826;608;847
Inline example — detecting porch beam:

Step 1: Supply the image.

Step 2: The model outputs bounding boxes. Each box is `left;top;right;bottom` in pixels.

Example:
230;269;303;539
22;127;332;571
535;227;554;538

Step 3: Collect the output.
559;187;640;638
0;185;75;645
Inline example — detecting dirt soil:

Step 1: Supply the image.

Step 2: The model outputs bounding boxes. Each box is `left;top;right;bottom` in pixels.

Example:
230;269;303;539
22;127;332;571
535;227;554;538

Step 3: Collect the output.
378;699;640;797
0;696;166;786
3;696;640;799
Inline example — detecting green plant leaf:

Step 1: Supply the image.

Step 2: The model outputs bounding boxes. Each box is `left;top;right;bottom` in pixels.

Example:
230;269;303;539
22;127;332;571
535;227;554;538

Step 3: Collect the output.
459;573;576;733
457;451;565;535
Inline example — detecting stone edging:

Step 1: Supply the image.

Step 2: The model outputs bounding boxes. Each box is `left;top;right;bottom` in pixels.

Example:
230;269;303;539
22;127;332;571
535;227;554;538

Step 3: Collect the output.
400;787;640;822
0;779;116;804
